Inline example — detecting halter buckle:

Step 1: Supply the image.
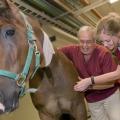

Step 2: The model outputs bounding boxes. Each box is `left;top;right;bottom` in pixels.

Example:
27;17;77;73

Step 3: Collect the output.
16;74;26;87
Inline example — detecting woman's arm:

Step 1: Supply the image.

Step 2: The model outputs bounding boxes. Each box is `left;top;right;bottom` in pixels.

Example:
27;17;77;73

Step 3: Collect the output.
74;65;120;91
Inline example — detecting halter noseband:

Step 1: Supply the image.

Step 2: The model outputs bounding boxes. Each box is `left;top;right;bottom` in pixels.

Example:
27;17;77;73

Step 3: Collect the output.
0;12;40;96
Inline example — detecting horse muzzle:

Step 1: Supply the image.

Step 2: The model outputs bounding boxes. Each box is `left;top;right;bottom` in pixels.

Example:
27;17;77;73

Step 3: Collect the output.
0;90;19;114
0;100;19;114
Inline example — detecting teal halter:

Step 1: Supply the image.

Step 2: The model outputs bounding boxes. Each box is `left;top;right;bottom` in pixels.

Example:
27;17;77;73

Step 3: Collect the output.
0;12;40;96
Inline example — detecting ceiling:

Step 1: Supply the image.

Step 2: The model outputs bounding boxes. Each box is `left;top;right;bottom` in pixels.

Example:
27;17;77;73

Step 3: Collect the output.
11;0;120;36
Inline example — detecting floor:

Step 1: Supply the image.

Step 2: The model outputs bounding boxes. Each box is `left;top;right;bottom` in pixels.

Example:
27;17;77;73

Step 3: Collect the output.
0;93;40;120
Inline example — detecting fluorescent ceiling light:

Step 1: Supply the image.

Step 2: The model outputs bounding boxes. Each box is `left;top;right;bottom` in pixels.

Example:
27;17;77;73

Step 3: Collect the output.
108;0;119;4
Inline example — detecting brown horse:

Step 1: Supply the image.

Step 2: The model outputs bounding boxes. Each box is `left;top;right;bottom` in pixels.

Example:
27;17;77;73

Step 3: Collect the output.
0;0;87;119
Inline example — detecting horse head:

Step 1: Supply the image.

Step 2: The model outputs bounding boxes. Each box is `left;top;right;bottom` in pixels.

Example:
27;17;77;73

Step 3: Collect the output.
0;0;43;114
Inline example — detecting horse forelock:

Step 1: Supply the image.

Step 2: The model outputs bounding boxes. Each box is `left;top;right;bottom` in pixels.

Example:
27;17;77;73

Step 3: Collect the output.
0;10;13;22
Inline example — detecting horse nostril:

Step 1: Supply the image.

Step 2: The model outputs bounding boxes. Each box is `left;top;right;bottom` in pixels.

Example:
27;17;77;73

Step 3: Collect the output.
12;99;19;111
8;95;19;112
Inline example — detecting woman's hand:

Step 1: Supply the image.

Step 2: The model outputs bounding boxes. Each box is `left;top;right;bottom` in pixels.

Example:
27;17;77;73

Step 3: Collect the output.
74;77;91;92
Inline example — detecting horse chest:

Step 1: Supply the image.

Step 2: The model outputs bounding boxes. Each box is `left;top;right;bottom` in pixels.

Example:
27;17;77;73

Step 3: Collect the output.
45;95;72;116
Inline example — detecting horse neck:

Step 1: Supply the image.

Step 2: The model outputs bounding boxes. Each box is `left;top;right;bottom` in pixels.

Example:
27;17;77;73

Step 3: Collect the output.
29;50;58;88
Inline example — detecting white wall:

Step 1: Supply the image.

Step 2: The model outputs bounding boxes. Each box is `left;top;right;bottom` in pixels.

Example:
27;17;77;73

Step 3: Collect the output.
43;24;78;47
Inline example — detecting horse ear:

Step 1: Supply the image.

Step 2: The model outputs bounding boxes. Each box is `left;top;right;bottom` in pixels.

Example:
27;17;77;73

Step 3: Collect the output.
0;0;20;19
0;0;10;9
5;0;19;12
0;0;12;18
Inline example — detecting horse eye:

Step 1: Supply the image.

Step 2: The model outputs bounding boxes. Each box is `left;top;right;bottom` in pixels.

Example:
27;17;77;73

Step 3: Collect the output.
6;29;15;36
